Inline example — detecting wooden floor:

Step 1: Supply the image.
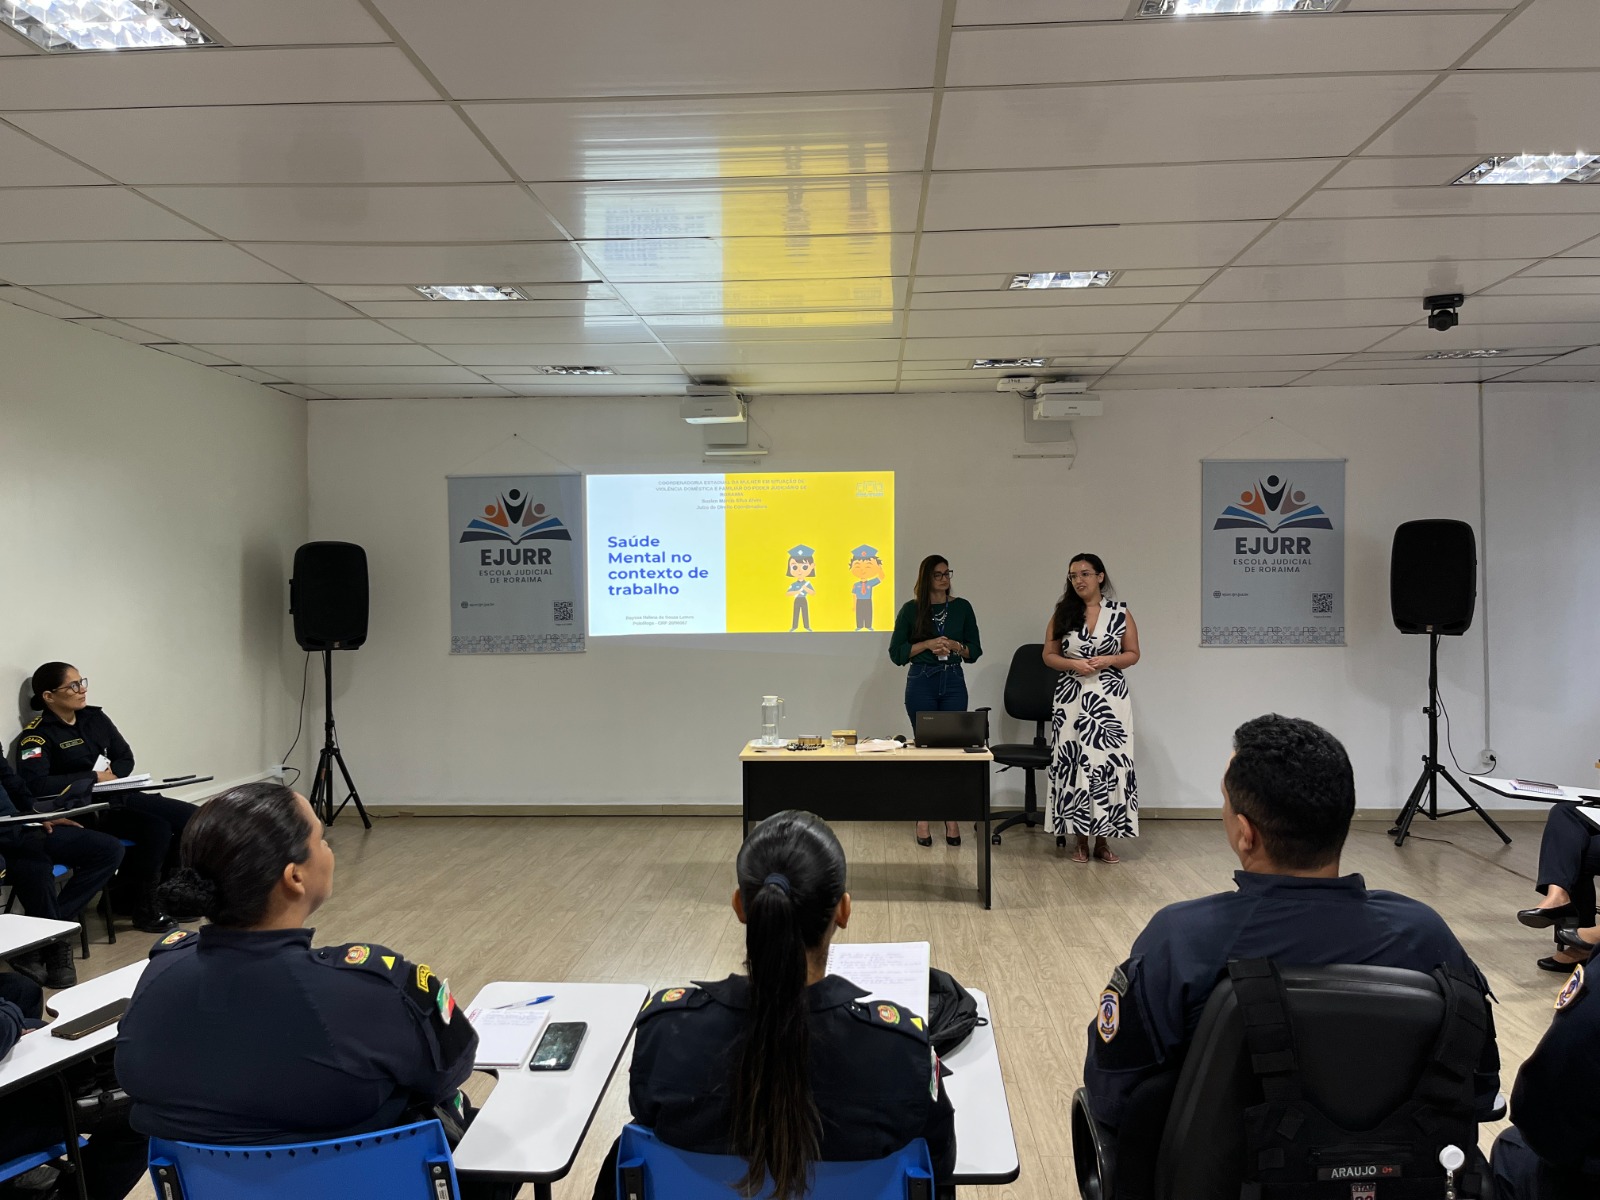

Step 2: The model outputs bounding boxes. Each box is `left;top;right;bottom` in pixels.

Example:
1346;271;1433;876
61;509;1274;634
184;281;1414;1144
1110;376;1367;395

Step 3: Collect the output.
98;810;1561;1199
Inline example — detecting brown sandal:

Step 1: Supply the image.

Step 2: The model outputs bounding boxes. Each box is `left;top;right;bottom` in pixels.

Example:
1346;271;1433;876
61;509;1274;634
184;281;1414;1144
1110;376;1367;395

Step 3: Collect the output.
1093;842;1121;864
1071;841;1090;864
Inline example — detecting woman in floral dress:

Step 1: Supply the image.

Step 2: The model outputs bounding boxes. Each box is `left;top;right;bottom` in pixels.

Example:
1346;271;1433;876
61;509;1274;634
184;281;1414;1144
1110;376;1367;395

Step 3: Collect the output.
1043;554;1141;863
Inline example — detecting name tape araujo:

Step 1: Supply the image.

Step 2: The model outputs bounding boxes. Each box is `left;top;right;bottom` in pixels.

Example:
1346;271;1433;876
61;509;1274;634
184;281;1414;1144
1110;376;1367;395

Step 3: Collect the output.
1201;460;1344;647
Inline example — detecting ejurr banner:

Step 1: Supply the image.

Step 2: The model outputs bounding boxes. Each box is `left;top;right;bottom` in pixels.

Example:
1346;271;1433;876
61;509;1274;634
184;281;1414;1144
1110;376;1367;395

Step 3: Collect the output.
1201;459;1344;647
448;473;585;654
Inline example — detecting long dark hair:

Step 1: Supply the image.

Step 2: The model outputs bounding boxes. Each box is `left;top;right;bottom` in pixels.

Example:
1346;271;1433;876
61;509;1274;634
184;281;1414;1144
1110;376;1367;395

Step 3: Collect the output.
911;554;950;640
730;811;848;1200
28;662;75;711
157;782;312;927
1051;553;1113;639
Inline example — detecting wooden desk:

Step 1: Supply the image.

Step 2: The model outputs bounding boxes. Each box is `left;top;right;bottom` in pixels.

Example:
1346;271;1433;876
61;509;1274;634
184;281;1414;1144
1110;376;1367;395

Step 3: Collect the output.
740;742;996;908
452;980;648;1200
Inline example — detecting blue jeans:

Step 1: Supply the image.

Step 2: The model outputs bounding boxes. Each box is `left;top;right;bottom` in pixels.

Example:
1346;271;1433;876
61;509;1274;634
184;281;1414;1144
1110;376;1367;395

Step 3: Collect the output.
904;662;967;729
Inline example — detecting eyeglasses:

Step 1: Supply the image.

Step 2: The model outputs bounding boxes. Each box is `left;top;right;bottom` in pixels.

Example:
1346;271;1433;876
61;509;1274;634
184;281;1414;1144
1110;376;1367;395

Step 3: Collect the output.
50;678;88;695
1067;571;1099;581
931;570;953;580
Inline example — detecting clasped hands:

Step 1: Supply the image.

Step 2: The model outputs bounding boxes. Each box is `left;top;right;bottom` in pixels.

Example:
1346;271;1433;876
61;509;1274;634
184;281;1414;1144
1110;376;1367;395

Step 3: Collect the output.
1073;656;1115;675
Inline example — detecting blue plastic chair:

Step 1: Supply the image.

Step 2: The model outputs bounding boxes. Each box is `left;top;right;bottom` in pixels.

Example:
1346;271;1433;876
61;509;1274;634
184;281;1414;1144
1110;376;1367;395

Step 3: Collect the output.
615;1124;933;1200
0;1140;76;1186
147;1119;459;1199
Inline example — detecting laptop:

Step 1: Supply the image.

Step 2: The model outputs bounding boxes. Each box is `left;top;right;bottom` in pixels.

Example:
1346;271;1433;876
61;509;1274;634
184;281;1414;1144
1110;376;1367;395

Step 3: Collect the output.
914;710;988;749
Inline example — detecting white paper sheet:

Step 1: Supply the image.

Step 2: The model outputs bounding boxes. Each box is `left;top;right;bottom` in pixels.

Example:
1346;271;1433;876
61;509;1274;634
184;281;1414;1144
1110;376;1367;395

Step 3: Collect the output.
826;941;930;1020
466;1004;551;1069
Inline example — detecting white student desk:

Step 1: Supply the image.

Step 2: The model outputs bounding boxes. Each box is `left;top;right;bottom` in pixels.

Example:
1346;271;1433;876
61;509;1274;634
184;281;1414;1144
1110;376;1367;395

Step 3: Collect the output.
0;961;147;1200
0;914;82;960
1472;777;1600;827
947;989;1021;1187
452;981;648;1200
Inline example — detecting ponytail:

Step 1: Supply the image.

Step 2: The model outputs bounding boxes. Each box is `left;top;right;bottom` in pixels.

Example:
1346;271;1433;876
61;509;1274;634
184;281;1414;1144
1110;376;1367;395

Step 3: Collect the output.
730;812;847;1200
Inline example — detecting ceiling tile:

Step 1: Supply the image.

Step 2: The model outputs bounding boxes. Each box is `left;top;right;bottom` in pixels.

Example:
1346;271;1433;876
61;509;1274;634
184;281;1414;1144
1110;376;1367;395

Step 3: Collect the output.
916;223;1269;275
719;364;901;384
924;162;1331;230
1524;258;1600;278
0;126;103;187
0;285;91;318
196;343;453;366
65;318;165;343
379;316;657;344
33;283;354;319
1296;184;1600;221
1110;355;1346;373
1483;275;1600;296
272;385;334;399
1197;260;1530;303
947;14;1497;87
217;365;286;384
352;299;634;319
903;333;1142;358
1346;0;1513;8
911;284;1197;309
1165;298;1419;331
1237;215;1600;267
1137;328;1393;356
1364;71;1600;158
954;0;1128;23
187;0;391;45
580;234;913;283
314;384;515;399
613;279;908;314
11;106;507;186
906;305;1174;338
936;76;1433;170
373;0;940;97
1372;322;1600;353
467;94;934;182
533;175;924;240
673;340;903;365
502;382;692;396
1535;347;1600;367
266;365;489;386
1289;367;1514;385
240;242;592;285
122;318;409;344
1465;294;1600;325
1322;157;1484;189
1097;372;1303;390
434;343;677;366
0;241;293;284
647;311;904;339
1464;0;1597;69
149;343;232;365
0;47;433;110
141;184;562;242
485;372;690;386
0;187;209;241
1490;366;1600;383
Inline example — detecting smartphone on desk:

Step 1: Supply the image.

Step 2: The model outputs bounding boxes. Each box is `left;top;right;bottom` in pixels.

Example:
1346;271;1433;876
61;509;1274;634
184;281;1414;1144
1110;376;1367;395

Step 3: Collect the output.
51;999;127;1040
529;1021;587;1070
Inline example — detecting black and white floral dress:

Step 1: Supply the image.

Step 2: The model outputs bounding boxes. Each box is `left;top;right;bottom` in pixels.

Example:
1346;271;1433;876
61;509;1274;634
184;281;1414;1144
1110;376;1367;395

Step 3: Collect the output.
1047;599;1138;839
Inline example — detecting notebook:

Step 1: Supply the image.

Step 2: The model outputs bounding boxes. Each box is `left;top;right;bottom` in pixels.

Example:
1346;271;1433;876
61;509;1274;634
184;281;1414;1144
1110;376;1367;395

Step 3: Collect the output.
465;1003;552;1069
826;941;931;1020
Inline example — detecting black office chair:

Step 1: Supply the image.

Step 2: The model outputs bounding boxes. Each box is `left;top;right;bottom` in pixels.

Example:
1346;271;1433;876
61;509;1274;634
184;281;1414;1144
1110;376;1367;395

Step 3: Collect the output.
1071;962;1495;1200
988;644;1060;845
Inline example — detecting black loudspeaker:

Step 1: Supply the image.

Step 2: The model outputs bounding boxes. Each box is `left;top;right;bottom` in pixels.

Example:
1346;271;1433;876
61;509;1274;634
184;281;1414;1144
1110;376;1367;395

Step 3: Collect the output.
1390;520;1476;635
291;541;368;650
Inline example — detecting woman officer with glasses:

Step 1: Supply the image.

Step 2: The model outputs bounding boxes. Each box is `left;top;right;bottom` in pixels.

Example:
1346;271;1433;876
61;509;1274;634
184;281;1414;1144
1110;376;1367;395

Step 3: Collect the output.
14;661;192;932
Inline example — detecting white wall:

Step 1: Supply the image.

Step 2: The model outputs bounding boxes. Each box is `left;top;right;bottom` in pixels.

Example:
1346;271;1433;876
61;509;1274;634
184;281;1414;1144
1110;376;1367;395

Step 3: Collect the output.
0;302;309;789
307;382;1598;813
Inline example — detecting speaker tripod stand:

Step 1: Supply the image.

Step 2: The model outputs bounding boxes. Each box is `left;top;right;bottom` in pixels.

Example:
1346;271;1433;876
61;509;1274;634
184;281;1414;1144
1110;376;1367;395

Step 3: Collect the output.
1390;632;1509;848
309;650;371;829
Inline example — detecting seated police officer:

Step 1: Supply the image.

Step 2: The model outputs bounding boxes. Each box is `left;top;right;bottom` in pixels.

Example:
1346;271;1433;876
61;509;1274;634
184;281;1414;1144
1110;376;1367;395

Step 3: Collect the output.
1084;714;1500;1135
590;810;956;1200
115;783;514;1200
1513;801;1600;972
0;754;122;989
1490;965;1600;1199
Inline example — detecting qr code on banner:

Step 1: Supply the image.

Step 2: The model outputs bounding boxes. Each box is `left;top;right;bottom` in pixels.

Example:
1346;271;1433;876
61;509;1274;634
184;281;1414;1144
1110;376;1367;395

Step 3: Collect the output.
553;600;574;623
1311;592;1334;615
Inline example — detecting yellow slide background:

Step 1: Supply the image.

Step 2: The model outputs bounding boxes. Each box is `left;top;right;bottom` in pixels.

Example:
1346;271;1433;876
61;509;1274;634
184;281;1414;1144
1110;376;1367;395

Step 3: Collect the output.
724;472;895;633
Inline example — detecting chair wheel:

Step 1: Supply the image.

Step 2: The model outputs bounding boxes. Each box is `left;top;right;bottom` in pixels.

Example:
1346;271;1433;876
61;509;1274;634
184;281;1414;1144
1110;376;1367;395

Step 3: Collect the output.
992;834;1002;845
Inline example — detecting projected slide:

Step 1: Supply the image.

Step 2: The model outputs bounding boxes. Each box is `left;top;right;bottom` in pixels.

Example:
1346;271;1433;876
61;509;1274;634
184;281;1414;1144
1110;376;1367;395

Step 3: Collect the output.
586;472;895;635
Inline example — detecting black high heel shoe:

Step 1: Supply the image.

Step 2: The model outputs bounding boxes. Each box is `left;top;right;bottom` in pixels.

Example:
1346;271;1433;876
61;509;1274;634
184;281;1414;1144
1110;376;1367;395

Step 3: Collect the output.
1554;926;1596;952
1518;903;1578;929
946;833;961;847
916;832;933;847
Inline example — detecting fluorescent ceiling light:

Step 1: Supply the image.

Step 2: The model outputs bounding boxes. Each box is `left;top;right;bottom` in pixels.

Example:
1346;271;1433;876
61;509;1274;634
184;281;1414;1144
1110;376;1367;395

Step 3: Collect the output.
1419;349;1505;360
972;357;1046;370
0;0;214;51
532;365;615;376
412;284;526;301
1137;0;1342;15
1453;154;1600;186
1008;271;1116;290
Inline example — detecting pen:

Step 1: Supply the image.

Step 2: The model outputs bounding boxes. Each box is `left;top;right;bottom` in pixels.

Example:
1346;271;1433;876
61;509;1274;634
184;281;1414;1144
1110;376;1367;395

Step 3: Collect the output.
492;995;555;1009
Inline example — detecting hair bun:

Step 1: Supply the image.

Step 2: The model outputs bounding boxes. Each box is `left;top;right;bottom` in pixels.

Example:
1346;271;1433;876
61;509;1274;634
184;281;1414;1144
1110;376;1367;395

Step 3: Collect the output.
156;867;216;923
27;694;42;711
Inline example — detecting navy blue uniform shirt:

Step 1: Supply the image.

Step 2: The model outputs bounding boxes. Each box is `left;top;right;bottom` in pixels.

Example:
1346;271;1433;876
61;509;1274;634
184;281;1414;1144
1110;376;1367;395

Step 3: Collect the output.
1084;871;1500;1129
1508;964;1600;1180
116;925;478;1144
591;974;956;1197
15;706;133;808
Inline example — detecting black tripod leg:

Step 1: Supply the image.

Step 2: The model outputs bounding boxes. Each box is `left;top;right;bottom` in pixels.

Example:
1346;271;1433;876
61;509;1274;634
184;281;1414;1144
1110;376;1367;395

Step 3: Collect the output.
1439;768;1513;845
310;744;337;825
328;746;372;830
1391;765;1431;847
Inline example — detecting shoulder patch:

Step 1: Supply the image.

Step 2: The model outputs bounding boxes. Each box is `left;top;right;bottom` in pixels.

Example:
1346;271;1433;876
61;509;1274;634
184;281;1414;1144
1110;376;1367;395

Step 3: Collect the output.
314;942;405;981
149;929;196;956
18;735;45;748
1555;963;1585;1012
21;715;40;731
1097;988;1120;1043
638;986;707;1019
846;1000;929;1042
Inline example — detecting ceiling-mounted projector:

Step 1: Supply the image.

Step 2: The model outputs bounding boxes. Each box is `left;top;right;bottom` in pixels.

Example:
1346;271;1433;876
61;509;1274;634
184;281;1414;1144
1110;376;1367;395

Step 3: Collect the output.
1032;380;1102;419
681;387;747;425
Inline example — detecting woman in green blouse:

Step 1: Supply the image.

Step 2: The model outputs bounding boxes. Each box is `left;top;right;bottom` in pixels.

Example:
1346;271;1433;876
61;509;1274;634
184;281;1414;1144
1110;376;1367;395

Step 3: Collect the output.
888;555;983;846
